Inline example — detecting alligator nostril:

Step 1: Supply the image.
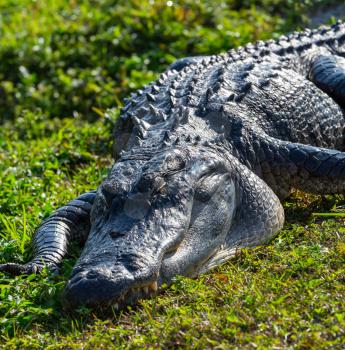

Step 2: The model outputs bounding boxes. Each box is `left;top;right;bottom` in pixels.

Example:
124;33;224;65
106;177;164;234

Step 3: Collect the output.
110;230;126;238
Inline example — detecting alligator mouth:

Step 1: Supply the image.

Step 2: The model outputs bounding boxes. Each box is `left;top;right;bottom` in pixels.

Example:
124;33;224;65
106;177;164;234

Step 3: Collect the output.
110;280;159;310
64;246;180;311
64;275;160;311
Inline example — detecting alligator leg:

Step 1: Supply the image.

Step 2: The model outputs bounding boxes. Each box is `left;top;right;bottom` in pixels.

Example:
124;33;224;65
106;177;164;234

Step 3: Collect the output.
200;139;345;272
307;53;345;108
0;191;96;275
260;137;345;196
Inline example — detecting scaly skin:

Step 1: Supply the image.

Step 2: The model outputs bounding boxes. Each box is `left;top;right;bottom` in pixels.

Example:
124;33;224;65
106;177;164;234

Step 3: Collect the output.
1;21;345;310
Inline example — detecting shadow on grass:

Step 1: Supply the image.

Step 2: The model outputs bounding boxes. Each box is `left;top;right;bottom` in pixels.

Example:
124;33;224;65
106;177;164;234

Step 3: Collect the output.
283;191;345;225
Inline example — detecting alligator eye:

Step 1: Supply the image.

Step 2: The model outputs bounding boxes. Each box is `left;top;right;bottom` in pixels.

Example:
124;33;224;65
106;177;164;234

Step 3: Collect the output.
101;183;118;207
137;175;165;193
109;230;126;239
136;175;153;192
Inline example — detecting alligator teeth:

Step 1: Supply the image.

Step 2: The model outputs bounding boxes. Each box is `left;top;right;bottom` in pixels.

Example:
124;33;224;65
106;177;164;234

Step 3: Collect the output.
149;281;158;292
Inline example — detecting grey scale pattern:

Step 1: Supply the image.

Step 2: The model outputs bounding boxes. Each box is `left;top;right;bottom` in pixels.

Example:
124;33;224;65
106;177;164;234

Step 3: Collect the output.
1;21;345;310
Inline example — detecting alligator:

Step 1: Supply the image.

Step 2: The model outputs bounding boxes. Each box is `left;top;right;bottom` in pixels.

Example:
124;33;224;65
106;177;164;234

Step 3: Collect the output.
1;21;345;310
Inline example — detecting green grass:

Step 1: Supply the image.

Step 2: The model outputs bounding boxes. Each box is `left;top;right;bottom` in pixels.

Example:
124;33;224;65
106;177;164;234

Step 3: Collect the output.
0;1;345;349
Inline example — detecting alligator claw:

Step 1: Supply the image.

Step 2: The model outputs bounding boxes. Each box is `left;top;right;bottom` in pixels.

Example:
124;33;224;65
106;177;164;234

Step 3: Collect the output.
0;262;59;276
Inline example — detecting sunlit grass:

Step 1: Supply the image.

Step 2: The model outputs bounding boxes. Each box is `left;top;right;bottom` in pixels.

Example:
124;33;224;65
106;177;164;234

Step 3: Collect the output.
0;0;345;348
0;206;31;255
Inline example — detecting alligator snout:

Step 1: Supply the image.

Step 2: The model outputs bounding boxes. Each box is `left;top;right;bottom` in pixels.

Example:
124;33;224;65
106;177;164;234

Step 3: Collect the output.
63;264;159;310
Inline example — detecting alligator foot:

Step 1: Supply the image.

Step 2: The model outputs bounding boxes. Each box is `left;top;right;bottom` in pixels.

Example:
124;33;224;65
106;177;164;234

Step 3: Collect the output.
0;261;59;276
0;191;96;277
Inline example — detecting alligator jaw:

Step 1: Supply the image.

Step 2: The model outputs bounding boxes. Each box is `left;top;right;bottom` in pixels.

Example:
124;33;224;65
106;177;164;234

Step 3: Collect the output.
111;280;159;310
100;281;159;311
63;261;167;311
63;270;160;311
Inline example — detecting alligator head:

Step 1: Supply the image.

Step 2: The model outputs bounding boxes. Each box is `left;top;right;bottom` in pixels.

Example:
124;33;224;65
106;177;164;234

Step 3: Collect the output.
63;145;238;309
